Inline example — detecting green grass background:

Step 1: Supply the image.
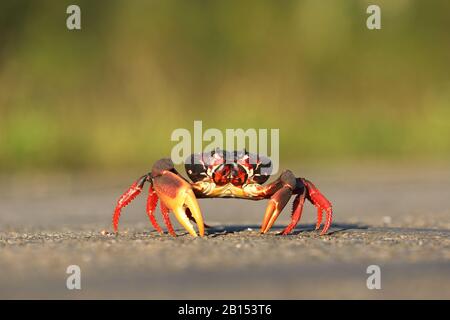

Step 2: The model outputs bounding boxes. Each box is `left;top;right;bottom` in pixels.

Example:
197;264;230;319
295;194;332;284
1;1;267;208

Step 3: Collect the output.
0;0;449;172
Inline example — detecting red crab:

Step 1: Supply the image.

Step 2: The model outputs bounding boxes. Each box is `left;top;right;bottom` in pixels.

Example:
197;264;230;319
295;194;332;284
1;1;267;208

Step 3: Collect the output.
112;149;333;237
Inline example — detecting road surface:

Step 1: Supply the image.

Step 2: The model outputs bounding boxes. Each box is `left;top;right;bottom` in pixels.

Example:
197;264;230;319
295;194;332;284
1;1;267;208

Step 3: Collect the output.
1;164;449;299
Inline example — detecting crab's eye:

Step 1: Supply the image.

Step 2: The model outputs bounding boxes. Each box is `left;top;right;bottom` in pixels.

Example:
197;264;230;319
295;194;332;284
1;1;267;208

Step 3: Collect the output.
230;165;248;186
212;164;231;186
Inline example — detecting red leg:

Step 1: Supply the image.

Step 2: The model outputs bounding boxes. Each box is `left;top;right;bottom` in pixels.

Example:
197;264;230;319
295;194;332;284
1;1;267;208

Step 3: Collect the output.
113;175;147;232
146;184;163;234
160;203;177;237
315;208;323;230
280;189;306;235
302;179;333;235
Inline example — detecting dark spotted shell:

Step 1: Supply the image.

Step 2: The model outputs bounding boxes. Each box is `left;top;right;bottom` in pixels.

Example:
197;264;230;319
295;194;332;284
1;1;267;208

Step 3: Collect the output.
184;149;272;186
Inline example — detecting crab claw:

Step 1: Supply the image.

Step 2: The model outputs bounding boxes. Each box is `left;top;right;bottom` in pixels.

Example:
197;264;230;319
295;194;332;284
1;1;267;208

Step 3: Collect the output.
153;170;205;237
261;170;296;234
260;186;292;234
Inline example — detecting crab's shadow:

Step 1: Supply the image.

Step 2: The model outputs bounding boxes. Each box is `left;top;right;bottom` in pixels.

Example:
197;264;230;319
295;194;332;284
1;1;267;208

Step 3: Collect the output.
205;223;367;237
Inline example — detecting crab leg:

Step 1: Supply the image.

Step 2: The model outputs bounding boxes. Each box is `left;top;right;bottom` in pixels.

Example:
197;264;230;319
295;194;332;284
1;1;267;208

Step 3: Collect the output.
280;188;307;235
146;184;163;234
113;175;148;232
160;203;177;236
302;178;333;235
315;208;323;231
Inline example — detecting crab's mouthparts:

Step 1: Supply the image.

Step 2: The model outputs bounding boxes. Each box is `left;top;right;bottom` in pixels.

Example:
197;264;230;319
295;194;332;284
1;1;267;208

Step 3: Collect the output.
223;185;233;194
203;183;247;198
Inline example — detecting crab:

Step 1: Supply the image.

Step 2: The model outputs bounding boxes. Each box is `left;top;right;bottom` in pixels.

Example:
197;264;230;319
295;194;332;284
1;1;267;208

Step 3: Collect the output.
112;149;333;237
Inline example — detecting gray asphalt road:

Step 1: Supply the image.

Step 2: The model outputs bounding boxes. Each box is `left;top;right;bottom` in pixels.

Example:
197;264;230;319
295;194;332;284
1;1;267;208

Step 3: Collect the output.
1;164;449;299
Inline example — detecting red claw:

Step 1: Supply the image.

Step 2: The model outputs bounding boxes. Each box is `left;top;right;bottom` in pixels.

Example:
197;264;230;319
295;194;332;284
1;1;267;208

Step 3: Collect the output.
112;159;205;237
153;170;205;237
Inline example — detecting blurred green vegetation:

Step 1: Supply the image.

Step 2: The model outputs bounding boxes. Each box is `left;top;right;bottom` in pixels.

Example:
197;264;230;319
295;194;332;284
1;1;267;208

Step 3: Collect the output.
0;0;450;172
